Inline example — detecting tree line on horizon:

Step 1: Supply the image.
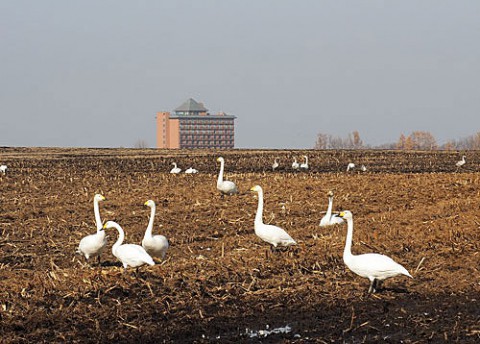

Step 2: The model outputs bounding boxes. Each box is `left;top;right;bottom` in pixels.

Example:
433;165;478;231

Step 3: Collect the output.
314;130;480;150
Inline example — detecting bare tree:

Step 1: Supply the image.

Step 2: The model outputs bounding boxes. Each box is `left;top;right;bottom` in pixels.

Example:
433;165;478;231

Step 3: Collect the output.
134;139;149;148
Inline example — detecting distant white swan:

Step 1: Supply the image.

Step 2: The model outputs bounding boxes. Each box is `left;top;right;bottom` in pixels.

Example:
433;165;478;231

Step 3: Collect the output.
456;155;466;168
272;158;279;171
319;191;344;227
142;200;169;260
292;158;300;171
339;210;413;293
360;164;367;172
77;194;107;262
185;167;198;174
250;185;296;247
0;165;7;174
216;157;238;195
170;162;181;174
300;155;309;170
346;163;355;171
104;221;155;269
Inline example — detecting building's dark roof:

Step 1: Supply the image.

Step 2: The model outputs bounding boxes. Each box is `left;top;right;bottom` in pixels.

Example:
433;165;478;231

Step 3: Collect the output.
174;98;208;112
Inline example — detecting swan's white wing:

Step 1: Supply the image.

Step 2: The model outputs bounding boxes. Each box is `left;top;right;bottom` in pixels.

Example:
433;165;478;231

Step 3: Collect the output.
345;253;411;280
78;232;107;259
142;235;169;258
256;224;296;247
116;244;155;267
218;180;238;194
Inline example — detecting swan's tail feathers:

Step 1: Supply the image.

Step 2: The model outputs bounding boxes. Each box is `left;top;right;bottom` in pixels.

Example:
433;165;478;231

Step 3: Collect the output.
399;265;413;278
283;238;297;246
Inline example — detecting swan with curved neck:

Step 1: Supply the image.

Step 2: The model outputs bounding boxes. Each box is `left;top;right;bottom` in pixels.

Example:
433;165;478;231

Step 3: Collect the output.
216;157;238;195
104;221;154;269
339;211;412;293
319;191;344;227
142;200;169;260
456;155;466;168
272;158;279;171
250;185;296;247
292;158;300;171
300;155;309;170
77;194;107;262
170;162;181;174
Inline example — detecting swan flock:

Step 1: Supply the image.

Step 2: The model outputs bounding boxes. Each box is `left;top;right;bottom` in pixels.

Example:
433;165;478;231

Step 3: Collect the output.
72;155;416;294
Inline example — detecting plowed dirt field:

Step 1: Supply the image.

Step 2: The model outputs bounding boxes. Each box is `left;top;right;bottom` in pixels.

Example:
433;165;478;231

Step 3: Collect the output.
1;148;479;343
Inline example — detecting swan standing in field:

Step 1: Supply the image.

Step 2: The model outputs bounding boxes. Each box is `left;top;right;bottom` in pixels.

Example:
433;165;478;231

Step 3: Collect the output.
170;162;182;174
272;158;279;171
77;194;107;263
455;156;466;168
300;156;309;170
185;167;198;174
319;191;344;227
142;200;169;260
360;164;367;172
346;163;355;171
338;211;413;293
104;221;155;269
292;158;300;171
0;165;7;174
250;185;296;247
216;157;238;195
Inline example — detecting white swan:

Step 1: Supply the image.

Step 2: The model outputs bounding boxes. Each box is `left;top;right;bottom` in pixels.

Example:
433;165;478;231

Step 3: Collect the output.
185;167;198;174
319;191;344;227
142;200;169;260
456;155;466;168
170;162;181;174
300;155;309;170
346;163;355;171
103;221;155;269
292;158;300;171
272;158;279;171
250;185;296;247
360;164;367;172
77;194;107;262
0;165;7;174
338;210;412;293
216;157;238;195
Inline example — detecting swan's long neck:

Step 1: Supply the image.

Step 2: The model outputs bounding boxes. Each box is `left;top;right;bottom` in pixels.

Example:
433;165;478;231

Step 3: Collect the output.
254;189;264;226
217;160;225;186
304;156;308;164
145;204;156;239
326;196;333;217
344;217;354;260
173;163;177;168
112;223;125;255
94;198;102;231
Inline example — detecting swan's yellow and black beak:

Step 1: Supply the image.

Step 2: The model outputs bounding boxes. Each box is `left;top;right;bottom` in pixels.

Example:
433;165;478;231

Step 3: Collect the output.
339;211;345;218
144;201;149;206
103;223;108;229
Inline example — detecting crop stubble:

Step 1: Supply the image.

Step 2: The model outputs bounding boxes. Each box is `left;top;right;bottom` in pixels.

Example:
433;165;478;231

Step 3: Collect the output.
0;147;479;343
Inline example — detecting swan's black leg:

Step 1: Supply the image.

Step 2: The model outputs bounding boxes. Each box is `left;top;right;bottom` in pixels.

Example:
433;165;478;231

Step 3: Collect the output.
368;279;377;293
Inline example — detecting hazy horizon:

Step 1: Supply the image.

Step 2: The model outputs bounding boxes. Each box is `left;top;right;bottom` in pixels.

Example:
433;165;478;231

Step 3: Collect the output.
1;1;479;149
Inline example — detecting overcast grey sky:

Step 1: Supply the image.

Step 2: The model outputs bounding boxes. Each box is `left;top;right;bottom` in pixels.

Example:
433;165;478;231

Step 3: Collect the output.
1;1;479;149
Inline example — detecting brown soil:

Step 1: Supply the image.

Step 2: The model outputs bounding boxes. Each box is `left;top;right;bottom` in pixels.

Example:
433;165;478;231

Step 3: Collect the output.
1;147;479;343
